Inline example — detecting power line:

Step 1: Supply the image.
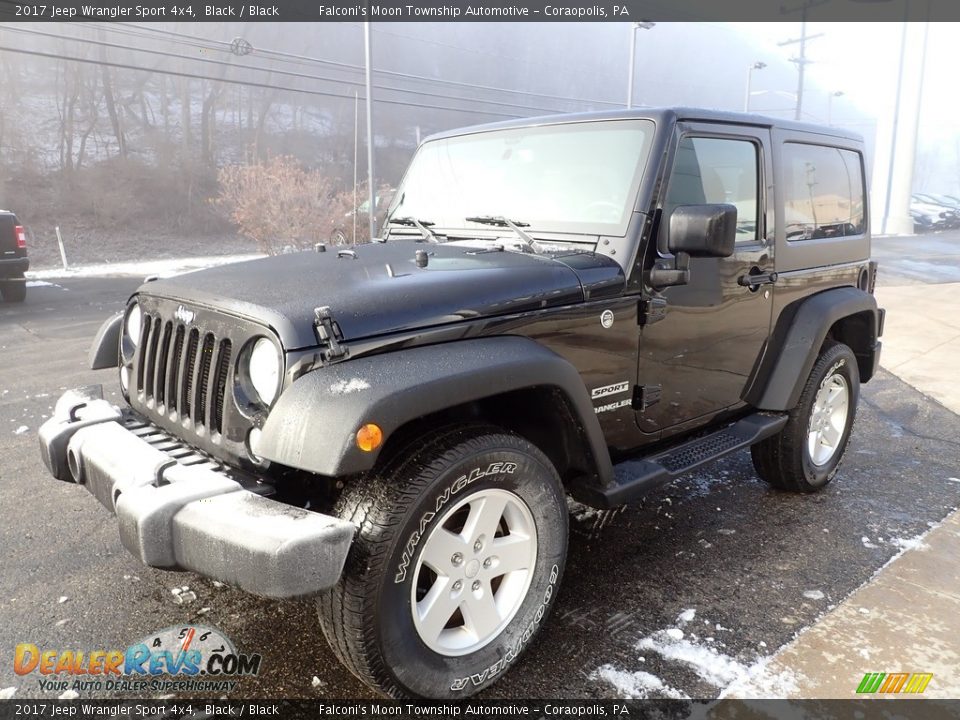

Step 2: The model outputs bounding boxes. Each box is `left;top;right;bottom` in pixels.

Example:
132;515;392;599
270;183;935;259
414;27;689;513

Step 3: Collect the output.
4;24;591;117
0;44;525;119
113;21;622;109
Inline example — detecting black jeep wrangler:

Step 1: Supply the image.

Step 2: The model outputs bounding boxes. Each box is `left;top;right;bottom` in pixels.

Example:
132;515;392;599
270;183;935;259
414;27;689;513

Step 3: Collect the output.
0;210;28;302
39;108;883;698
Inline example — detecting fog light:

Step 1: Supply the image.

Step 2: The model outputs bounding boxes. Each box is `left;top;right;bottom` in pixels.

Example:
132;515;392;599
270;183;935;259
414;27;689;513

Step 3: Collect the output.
356;423;383;452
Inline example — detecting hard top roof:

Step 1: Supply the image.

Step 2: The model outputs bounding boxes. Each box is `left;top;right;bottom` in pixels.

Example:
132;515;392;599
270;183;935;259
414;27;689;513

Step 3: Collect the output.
423;107;863;144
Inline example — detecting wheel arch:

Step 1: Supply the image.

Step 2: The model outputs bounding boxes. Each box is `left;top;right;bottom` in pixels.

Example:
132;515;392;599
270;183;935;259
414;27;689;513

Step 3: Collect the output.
745;286;881;411
257;336;614;485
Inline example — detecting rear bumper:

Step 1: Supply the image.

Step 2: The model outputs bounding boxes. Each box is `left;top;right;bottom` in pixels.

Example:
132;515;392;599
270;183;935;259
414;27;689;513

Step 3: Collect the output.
38;386;354;598
0;256;29;276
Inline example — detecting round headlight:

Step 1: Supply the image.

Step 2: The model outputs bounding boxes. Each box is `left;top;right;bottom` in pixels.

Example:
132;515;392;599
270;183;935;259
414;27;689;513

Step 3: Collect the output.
248;338;281;406
125;303;142;347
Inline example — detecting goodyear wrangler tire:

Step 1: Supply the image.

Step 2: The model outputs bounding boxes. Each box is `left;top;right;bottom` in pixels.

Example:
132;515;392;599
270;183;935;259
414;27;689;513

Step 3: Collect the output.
751;340;860;492
318;426;568;698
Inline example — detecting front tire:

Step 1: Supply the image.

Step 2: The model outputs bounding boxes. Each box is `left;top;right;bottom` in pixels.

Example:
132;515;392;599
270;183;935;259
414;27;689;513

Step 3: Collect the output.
752;340;860;492
318;426;568;698
0;274;26;303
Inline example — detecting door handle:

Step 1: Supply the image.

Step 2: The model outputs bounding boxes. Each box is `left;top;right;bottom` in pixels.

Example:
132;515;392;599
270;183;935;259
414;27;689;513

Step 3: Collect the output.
738;267;778;289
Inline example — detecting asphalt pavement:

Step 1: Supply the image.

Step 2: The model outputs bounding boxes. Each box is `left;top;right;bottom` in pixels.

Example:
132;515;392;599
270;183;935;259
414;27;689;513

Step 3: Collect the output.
1;233;959;700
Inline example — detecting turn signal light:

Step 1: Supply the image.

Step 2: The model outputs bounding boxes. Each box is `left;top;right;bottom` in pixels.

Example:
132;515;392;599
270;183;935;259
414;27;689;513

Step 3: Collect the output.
356;423;383;452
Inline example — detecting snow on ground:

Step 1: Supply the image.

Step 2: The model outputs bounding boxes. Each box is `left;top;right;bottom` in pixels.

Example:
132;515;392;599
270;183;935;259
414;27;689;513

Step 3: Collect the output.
592;665;689;700
593;612;802;700
27;254;264;280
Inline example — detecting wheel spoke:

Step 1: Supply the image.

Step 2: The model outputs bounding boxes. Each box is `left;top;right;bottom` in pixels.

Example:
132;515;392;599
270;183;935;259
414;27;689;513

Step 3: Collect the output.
419;528;467;575
416;578;462;643
462;583;501;640
821;421;842;447
489;534;534;575
461;493;509;544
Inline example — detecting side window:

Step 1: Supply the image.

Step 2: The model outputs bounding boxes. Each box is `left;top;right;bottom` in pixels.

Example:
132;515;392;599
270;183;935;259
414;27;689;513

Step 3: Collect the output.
783;143;865;241
663;136;760;243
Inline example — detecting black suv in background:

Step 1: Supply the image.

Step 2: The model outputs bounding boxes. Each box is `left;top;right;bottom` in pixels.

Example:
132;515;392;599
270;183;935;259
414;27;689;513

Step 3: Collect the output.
0;211;28;302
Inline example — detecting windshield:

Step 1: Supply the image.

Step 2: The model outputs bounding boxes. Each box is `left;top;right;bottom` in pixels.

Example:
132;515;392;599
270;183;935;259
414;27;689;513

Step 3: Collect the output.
387;119;655;238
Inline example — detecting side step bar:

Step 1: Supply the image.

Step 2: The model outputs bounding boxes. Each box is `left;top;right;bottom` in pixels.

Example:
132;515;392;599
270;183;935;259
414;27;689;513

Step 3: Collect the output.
577;412;788;508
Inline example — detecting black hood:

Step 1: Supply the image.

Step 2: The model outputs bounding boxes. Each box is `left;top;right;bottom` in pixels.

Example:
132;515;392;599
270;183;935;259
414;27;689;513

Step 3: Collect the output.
139;240;624;349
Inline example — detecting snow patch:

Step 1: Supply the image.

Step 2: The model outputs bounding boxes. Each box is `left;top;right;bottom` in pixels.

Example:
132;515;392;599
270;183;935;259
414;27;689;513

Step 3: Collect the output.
861;536;879;549
638;631;745;687
665;628;684;641
58;690;79;700
802;590;825;601
592;665;689;700
892;536;929;552
329;378;371;395
947;477;960;483
677;608;696;625
58;596;68;604
28;254;264;280
14;425;28;435
0;688;16;699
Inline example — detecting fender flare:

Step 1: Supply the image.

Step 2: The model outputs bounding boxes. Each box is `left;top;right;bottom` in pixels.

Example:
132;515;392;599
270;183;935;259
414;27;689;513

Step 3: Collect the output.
257;336;614;482
89;312;122;370
745;286;881;411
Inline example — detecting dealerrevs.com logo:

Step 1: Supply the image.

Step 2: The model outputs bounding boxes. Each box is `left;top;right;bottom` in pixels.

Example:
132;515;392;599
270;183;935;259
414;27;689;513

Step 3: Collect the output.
14;625;261;694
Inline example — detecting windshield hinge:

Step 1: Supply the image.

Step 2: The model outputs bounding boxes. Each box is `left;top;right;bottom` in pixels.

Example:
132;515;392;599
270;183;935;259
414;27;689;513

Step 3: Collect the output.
633;384;662;411
314;306;348;361
639;296;667;326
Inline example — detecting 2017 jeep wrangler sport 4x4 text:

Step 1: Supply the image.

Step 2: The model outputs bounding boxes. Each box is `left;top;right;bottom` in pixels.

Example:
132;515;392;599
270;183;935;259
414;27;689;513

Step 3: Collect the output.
39;108;884;698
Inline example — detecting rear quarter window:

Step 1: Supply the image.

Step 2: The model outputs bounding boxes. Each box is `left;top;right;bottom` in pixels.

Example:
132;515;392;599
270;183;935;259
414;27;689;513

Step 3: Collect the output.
782;143;865;241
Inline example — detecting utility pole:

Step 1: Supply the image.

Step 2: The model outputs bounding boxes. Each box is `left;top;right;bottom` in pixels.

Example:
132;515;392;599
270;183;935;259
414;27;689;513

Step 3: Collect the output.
353;91;359;245
778;1;827;121
364;21;376;241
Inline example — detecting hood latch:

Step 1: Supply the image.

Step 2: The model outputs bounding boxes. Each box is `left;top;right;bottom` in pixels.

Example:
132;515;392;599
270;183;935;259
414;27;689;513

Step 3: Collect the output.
314;306;348;362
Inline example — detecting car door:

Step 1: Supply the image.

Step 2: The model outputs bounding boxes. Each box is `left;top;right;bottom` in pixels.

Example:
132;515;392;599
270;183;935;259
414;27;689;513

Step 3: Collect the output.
636;123;775;434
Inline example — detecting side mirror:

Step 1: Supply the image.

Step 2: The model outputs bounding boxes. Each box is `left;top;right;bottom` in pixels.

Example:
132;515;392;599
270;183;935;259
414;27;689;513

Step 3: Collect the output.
649;204;737;288
668;204;737;258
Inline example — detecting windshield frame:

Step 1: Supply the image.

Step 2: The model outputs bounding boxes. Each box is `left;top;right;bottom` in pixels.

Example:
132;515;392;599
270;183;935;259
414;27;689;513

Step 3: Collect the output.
385;118;656;240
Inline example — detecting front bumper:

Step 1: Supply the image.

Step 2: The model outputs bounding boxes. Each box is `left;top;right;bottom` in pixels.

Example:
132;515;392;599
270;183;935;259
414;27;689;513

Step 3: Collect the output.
38;386;354;598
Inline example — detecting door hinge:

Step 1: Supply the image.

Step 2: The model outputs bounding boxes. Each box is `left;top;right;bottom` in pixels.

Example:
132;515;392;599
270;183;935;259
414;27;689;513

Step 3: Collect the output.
314;306;348;361
639;296;667;326
633;384;662;410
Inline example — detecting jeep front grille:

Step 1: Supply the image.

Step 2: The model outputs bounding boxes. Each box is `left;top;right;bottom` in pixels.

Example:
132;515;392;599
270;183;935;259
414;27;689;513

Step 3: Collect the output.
136;313;233;435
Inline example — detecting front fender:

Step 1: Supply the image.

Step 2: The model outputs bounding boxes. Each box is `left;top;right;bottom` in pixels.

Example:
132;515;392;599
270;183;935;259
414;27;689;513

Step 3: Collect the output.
257;336;613;481
89;312;122;370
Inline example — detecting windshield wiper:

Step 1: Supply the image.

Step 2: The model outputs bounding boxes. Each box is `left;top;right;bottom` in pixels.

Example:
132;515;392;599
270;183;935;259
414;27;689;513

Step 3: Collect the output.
387;216;443;243
465;216;541;253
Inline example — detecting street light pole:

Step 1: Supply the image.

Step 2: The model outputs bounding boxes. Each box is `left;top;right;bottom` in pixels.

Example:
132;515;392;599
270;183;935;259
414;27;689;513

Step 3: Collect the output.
364;20;376;242
827;90;844;125
744;61;766;112
626;21;655;109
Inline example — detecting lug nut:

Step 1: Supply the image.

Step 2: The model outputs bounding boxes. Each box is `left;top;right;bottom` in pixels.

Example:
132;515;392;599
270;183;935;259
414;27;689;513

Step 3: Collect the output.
451;553;463;566
472;580;481;592
483;557;493;569
474;540;483;553
453;580;462;592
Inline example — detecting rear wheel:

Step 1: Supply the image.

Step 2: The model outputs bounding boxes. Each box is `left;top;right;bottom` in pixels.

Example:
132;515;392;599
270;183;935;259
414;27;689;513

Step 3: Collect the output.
318;426;567;698
752;340;859;492
0;273;26;303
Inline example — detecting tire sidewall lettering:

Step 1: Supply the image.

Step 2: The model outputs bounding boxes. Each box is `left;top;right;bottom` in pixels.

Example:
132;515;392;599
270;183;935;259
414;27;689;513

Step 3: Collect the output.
394;461;517;583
